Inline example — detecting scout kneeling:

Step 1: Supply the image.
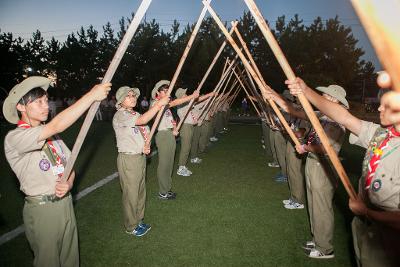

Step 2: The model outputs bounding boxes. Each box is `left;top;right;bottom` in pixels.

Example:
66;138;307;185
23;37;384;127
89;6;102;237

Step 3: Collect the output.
113;86;169;236
3;76;111;267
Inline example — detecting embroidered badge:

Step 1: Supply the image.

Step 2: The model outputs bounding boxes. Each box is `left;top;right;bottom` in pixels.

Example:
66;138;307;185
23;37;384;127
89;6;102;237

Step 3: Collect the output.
39;159;51;171
134;127;139;134
371;179;382;192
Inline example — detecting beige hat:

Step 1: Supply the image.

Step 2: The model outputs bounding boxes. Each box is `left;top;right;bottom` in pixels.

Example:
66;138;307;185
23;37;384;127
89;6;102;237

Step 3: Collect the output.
2;76;51;124
115;86;140;108
175;88;187;98
151;80;170;99
316;85;349;109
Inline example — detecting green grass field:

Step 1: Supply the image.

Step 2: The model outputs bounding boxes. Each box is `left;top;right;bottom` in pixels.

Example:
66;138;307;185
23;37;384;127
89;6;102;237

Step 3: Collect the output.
0;121;364;266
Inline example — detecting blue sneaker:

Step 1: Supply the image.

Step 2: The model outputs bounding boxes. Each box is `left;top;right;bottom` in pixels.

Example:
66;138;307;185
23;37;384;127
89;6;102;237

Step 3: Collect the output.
274;174;288;182
138;222;152;231
126;224;150;237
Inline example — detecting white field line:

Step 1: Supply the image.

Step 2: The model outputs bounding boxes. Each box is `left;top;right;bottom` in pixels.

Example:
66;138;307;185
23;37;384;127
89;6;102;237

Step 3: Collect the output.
0;149;158;246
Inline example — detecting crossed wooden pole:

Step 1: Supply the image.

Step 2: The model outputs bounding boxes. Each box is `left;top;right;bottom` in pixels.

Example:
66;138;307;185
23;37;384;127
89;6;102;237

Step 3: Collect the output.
147;0;211;143
242;0;357;199
61;0;152;182
176;21;238;132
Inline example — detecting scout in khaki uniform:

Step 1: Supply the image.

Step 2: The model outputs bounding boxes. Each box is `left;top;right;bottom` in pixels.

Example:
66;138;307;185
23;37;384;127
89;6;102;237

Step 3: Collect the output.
189;101;207;163
113;86;169;236
268;84;348;259
175;88;213;176
151;80;199;200
287;77;400;267
283;116;310;209
3;76;111;267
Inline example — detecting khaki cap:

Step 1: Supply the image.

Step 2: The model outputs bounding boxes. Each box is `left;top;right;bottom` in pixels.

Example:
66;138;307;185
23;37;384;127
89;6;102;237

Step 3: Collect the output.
2;76;51;124
151;80;170;99
316;85;349;109
115;86;140;108
175;88;187;98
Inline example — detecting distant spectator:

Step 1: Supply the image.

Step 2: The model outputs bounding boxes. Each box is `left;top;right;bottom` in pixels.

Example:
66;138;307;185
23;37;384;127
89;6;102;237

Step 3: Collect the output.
140;96;149;112
48;97;57;118
241;97;249;116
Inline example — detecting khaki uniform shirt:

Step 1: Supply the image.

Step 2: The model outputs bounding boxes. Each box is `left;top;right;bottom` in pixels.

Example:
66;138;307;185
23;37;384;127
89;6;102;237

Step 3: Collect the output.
4;125;71;196
349;120;400;211
151;100;174;130
307;112;346;157
113;109;149;154
177;103;197;125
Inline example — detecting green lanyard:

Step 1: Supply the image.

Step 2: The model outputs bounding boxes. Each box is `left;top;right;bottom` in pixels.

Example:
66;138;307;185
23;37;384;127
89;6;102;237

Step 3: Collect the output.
381;144;400;160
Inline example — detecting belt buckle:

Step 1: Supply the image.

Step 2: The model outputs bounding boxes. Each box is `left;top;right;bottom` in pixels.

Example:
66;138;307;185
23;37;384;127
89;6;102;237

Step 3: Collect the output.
43;194;58;202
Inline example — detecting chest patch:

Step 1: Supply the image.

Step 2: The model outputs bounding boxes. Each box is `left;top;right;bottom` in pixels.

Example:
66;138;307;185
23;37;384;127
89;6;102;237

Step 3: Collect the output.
371;179;382;192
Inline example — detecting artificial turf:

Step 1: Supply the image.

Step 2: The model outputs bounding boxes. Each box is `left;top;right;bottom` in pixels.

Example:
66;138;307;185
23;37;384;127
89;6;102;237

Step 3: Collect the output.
0;121;363;266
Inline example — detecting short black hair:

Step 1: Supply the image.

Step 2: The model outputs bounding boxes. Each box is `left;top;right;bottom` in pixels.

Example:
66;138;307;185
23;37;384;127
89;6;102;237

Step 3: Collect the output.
18;87;47;105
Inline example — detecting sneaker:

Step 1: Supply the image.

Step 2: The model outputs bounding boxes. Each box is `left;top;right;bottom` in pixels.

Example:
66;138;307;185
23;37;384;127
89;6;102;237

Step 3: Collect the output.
302;241;316;251
183;166;192;175
307;248;334;259
167;191;177;198
274;173;288;182
261;144;266;149
261;139;265;144
190;157;202;164
177;166;191;176
267;162;280;168
284;201;304;209
158;192;176;200
209;137;218;142
223;127;228;131
138;222;152;231
126;224;150;237
282;198;293;205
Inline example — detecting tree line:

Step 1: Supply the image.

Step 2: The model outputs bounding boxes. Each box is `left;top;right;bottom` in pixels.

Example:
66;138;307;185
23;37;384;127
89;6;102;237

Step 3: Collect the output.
0;11;376;100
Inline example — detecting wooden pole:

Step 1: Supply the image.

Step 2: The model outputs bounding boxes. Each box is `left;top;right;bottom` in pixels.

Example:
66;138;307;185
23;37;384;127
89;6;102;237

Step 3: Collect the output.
242;68;276;127
231;23;300;145
176;21;238;131
232;68;261;116
243;0;357;199
238;67;272;124
197;58;238;123
202;2;301;147
147;0;211;142
199;68;237;123
61;0;152;182
350;0;400;92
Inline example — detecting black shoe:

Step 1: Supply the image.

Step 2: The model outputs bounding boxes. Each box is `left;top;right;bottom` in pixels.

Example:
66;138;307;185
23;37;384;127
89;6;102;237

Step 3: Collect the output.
158;192;176;200
167;191;177;198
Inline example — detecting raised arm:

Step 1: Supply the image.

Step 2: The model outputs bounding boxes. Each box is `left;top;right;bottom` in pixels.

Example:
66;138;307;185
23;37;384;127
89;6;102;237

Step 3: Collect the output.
265;90;307;120
136;95;170;125
198;91;214;103
286;77;362;136
39;83;111;141
169;91;200;107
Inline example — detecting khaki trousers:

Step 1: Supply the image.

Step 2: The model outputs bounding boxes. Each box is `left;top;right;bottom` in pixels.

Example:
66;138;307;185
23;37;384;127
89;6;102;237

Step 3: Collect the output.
23;194;79;267
273;130;287;176
268;128;279;163
286;141;305;204
305;155;336;254
155;130;176;194
117;153;146;231
190;125;201;159
352;217;400;267
178;123;194;166
199;121;211;153
261;121;272;158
